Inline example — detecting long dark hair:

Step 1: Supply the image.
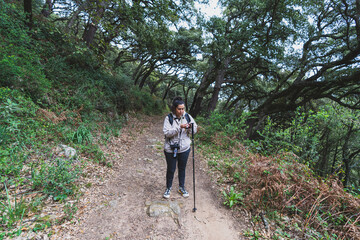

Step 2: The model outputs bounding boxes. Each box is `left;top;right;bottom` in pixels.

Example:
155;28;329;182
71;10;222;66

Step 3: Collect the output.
171;96;185;113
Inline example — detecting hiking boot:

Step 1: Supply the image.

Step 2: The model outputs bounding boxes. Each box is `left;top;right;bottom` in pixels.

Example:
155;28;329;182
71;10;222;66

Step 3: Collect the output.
163;188;171;199
178;187;189;198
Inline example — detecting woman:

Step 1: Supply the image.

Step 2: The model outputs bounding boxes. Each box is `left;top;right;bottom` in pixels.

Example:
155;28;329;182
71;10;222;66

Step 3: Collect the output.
163;97;197;199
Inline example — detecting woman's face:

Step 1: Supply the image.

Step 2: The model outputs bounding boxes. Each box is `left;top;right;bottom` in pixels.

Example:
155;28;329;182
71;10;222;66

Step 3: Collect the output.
175;104;185;118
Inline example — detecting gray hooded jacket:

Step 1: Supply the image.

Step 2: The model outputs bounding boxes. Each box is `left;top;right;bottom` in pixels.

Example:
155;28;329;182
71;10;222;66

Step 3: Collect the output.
163;112;197;153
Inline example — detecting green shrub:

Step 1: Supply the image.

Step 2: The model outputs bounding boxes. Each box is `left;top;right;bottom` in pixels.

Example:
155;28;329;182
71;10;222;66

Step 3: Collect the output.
77;144;105;164
128;87;165;114
31;158;81;200
72;125;93;144
0;153;26;183
223;186;243;208
197;111;250;142
0;88;42;184
0;184;27;229
249;107;327;164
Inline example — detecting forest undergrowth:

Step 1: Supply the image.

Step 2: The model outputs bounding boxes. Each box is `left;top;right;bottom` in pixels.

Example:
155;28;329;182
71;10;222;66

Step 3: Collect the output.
196;112;360;240
0;87;119;239
0;86;164;239
0;1;164;238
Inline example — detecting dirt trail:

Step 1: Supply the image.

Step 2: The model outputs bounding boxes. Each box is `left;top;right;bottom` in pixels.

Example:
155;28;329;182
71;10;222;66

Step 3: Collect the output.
56;115;246;239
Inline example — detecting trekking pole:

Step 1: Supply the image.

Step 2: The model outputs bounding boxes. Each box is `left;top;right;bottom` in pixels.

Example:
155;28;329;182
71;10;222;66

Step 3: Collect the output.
191;123;197;212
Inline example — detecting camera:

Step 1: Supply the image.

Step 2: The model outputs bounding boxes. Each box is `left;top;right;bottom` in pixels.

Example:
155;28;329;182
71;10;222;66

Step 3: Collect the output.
170;143;180;157
170;143;179;150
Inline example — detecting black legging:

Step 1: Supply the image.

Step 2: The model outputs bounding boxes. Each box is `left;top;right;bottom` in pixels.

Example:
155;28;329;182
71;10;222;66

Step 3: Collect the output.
164;148;190;189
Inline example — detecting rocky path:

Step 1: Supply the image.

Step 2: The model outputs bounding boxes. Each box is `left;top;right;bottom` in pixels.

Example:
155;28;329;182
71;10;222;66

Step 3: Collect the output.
56;115;245;239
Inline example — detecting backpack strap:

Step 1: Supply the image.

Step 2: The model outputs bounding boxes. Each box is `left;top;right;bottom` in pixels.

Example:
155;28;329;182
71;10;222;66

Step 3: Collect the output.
168;112;191;126
168;113;174;125
185;113;191;124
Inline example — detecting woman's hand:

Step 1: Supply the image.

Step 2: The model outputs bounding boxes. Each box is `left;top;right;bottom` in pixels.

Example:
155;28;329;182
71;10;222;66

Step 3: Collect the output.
180;123;190;129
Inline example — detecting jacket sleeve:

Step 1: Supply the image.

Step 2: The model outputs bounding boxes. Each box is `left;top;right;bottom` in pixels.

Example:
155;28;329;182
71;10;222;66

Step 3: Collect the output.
163;115;180;138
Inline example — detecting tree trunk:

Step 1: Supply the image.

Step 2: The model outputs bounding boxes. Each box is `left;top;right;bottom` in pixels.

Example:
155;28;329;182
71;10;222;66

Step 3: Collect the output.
182;84;187;109
244;110;269;140
226;95;242;111
82;1;107;47
331;142;339;174
150;69;171;94
316;127;330;177
139;64;156;89
207;57;230;113
66;3;87;33
163;79;176;101
114;51;125;68
41;0;52;17
83;23;98;47
24;0;32;29
189;65;215;117
223;91;235;110
133;59;147;85
182;84;194;111
150;78;163;94
162;83;171;101
341;123;354;187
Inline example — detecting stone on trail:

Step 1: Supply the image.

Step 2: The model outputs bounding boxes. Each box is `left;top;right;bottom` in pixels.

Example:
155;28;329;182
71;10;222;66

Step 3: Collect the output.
55;144;77;159
146;200;182;225
109;199;119;208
